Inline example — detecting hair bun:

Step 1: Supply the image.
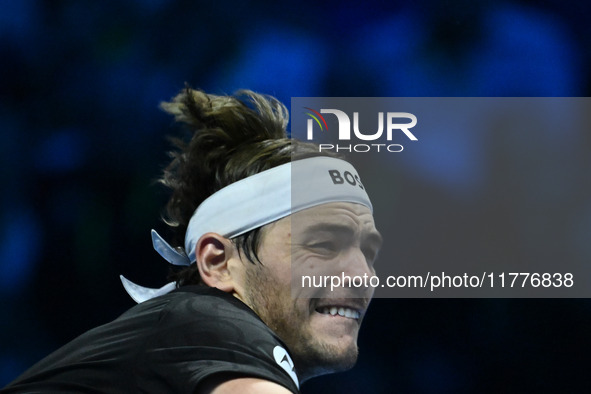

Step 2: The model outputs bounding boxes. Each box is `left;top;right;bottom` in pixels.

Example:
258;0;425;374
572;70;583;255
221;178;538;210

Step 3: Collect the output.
160;87;288;152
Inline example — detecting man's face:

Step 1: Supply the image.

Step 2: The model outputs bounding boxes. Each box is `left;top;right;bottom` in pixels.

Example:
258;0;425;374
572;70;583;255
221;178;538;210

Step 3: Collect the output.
239;202;382;380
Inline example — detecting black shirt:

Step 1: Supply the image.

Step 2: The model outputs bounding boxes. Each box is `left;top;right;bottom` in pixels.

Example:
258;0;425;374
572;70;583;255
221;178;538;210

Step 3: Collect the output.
2;286;300;393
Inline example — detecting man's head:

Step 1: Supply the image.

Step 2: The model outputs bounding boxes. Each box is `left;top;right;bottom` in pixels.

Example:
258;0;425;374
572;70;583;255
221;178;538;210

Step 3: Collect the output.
158;88;381;381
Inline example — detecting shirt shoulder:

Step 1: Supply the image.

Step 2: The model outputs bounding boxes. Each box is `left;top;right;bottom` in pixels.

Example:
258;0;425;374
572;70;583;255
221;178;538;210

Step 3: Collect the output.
133;286;301;393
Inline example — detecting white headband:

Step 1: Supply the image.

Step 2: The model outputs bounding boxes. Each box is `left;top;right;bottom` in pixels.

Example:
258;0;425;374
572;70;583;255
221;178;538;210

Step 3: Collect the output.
122;156;372;303
152;156;372;266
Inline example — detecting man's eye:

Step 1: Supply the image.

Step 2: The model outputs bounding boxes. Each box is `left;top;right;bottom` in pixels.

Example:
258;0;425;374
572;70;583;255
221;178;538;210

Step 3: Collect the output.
309;241;337;251
362;246;380;267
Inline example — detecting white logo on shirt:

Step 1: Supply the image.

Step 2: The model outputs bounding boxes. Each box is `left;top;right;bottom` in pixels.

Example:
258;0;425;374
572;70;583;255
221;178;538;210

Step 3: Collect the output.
273;345;299;389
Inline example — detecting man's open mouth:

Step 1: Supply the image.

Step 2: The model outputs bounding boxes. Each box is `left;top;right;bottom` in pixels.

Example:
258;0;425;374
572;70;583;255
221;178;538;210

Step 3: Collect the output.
315;306;361;320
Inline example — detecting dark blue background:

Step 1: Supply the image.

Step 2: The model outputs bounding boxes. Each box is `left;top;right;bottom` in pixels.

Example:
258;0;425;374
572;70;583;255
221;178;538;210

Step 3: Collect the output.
1;0;590;392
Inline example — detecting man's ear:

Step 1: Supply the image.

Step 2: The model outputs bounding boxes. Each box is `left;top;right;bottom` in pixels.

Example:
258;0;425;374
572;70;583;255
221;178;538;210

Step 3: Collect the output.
195;233;237;292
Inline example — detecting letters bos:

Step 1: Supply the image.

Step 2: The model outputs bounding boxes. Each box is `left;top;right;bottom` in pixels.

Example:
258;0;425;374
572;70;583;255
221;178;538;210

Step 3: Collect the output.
328;169;365;190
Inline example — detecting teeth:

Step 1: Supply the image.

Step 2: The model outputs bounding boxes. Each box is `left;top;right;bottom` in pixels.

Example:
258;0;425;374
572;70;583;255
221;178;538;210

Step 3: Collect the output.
318;306;360;319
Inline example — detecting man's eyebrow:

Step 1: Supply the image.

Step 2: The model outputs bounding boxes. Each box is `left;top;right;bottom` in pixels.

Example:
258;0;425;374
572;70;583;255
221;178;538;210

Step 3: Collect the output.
298;222;383;247
299;222;356;236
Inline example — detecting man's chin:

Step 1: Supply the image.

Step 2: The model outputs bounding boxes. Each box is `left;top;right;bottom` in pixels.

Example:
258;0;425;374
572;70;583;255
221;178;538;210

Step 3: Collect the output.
289;310;361;375
319;345;358;372
295;341;359;381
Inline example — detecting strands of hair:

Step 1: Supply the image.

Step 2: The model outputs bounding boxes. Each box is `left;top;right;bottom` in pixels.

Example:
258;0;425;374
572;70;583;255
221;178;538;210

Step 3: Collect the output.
158;88;291;244
157;87;330;286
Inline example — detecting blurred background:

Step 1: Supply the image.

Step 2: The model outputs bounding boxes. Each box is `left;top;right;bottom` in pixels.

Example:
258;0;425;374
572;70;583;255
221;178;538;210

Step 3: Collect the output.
1;0;590;392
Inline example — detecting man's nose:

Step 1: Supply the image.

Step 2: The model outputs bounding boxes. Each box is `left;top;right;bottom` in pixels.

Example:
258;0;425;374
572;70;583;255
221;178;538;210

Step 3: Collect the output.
339;247;375;277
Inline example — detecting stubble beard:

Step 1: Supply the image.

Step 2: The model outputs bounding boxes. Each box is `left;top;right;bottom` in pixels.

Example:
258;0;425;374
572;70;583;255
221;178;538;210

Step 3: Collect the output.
242;264;359;381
